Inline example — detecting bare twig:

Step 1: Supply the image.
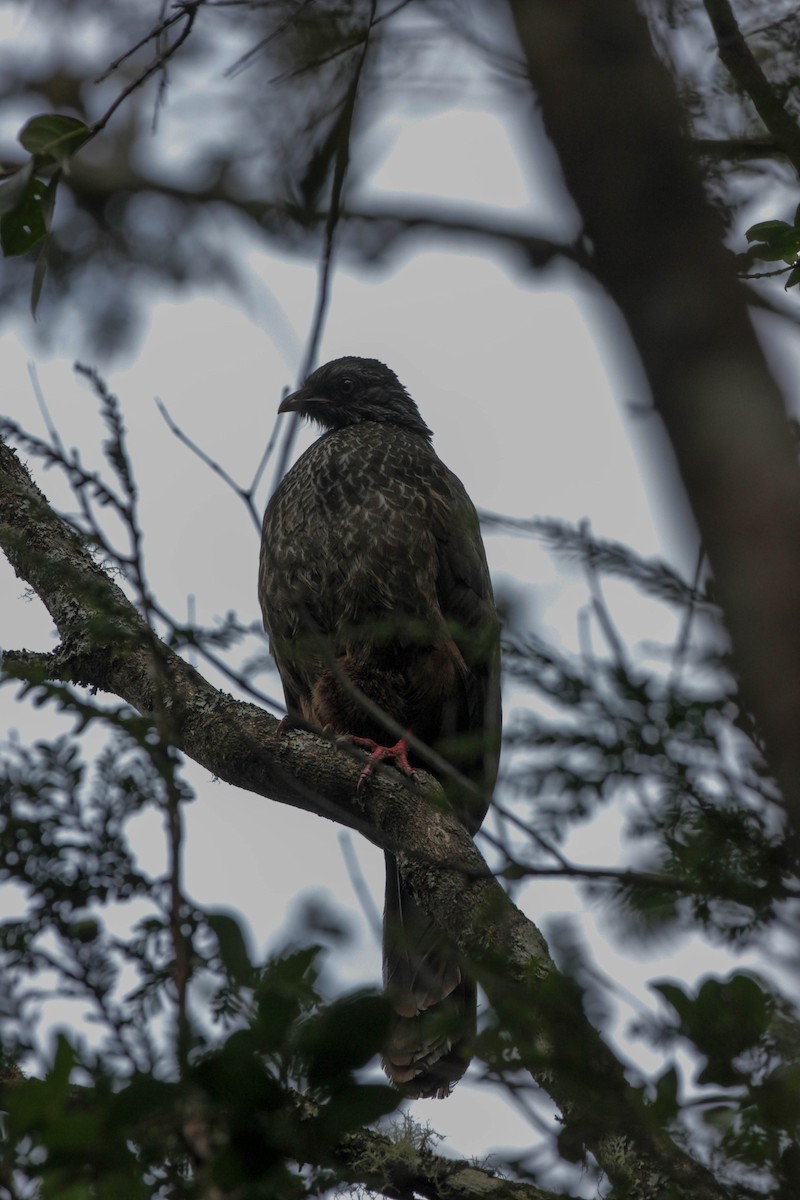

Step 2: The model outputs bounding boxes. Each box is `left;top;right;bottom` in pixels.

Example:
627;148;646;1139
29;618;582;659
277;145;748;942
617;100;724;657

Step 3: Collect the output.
702;0;800;176
338;831;382;940
740;265;795;281
271;0;380;494
579;520;630;672
95;4;188;81
91;1;201;138
155;395;262;533
669;543;706;686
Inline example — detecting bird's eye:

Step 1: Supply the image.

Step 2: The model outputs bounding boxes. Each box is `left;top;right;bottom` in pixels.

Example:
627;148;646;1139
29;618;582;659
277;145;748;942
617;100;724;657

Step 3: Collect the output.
340;377;354;396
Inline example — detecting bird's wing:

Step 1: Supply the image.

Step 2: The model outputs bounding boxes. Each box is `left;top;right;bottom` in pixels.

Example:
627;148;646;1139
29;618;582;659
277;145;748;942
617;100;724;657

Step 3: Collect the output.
428;465;502;824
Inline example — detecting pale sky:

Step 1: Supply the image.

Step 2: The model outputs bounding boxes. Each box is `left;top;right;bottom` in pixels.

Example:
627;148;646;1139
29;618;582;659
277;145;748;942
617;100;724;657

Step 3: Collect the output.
0;8;792;1183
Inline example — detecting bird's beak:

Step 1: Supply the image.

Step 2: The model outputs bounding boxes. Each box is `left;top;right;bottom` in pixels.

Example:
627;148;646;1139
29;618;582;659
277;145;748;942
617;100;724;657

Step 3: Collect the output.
278;388;304;414
278;388;329;417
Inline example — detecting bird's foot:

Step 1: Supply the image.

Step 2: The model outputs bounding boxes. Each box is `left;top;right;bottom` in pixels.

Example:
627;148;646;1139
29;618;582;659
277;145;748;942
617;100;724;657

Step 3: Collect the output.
345;736;417;793
276;715;333;739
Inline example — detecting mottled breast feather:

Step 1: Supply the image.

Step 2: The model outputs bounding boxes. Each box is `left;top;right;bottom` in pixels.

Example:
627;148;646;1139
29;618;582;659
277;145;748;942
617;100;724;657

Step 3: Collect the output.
259;420;500;822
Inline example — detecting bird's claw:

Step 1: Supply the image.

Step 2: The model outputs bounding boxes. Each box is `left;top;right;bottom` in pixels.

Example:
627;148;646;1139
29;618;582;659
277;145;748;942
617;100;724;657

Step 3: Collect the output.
344;735;417;793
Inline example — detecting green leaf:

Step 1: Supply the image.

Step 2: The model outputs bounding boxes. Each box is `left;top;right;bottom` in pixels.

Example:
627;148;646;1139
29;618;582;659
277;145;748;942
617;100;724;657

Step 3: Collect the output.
745;219;792;241
652;980;693;1023
6;1036;77;1134
0;160;34;216
31;170;60;317
751;242;800;264
785;264;800;291
207;909;253;986
109;1074;176;1123
701;1103;736;1133
696;974;770;1057
312;1083;399;1141
296;992;393;1087
744;218;800;263
41;1181;93;1200
0;174;48;256
194;1029;284;1111
18;113;92;167
752;1065;800;1130
41;1111;102;1153
256;946;321;1010
651;1064;680;1121
6;1080;56;1132
49;1033;77;1092
658;974;773;1088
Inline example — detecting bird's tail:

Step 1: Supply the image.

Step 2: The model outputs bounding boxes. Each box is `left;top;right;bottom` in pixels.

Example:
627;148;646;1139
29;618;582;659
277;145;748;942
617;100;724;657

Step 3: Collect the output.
381;852;476;1098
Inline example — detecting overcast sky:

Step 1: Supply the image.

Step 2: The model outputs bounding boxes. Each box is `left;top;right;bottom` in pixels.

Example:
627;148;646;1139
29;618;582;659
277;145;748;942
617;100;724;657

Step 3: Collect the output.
1;6;794;1181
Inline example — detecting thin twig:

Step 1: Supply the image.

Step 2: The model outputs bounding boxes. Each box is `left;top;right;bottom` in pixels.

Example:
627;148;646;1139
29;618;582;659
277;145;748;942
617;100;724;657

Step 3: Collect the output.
164;759;191;1074
323;645;490;806
91;2;200;138
224;0;317;78
27;363;65;457
338;831;382;941
702;0;800;176
270;0;379;495
95;5;187;80
490;800;572;870
579;519;630;671
669;543;706;687
247;406;283;507
155;395;262;533
740;265;795;280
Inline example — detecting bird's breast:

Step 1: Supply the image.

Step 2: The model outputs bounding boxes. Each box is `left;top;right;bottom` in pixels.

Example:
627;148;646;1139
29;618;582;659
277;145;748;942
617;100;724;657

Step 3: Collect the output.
261;425;446;637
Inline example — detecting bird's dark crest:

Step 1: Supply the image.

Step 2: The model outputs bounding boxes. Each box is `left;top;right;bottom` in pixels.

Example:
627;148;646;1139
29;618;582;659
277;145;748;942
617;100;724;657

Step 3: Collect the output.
280;356;433;438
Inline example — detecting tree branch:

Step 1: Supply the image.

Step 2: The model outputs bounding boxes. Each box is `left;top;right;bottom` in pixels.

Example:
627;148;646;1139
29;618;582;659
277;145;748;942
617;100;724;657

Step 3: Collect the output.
63;157;588;275
0;437;730;1200
181;1085;569;1200
509;0;800;855
702;0;800;176
327;1118;566;1200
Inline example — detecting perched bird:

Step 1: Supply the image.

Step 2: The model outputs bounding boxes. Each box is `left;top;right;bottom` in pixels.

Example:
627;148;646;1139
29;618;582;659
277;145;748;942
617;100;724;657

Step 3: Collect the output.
259;357;501;1097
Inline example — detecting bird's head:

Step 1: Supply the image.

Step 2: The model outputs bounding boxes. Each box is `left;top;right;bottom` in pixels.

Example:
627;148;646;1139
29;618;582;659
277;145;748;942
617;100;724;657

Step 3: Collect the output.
278;357;433;438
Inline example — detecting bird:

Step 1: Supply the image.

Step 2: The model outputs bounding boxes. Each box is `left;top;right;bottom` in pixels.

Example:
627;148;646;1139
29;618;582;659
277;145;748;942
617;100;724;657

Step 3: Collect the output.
258;356;501;1097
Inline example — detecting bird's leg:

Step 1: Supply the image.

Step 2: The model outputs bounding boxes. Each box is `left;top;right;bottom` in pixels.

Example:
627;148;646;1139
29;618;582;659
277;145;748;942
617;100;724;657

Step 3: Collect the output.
275;713;336;738
344;734;417;792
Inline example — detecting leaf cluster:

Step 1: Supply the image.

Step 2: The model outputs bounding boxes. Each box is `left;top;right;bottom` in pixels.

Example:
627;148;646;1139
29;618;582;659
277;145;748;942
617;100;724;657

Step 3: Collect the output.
0;721;401;1196
1;945;400;1200
644;972;800;1193
498;522;795;950
0;114;91;315
743;211;800;291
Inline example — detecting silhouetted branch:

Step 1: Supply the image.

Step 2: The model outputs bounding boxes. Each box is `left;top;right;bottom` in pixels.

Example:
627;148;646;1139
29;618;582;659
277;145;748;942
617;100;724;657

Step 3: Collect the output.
155;395;264;534
91;1;201;136
510;0;800;851
702;0;800;175
0;436;731;1200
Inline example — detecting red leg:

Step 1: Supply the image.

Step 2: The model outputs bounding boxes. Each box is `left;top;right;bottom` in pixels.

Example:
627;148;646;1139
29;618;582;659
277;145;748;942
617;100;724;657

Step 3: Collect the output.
344;735;417;791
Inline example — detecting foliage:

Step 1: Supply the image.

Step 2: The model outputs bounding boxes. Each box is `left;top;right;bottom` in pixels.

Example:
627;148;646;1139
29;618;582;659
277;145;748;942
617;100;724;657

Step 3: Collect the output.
0;372;796;1195
743;213;800;291
0;724;399;1197
2;2;800;1198
0;0;795;354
